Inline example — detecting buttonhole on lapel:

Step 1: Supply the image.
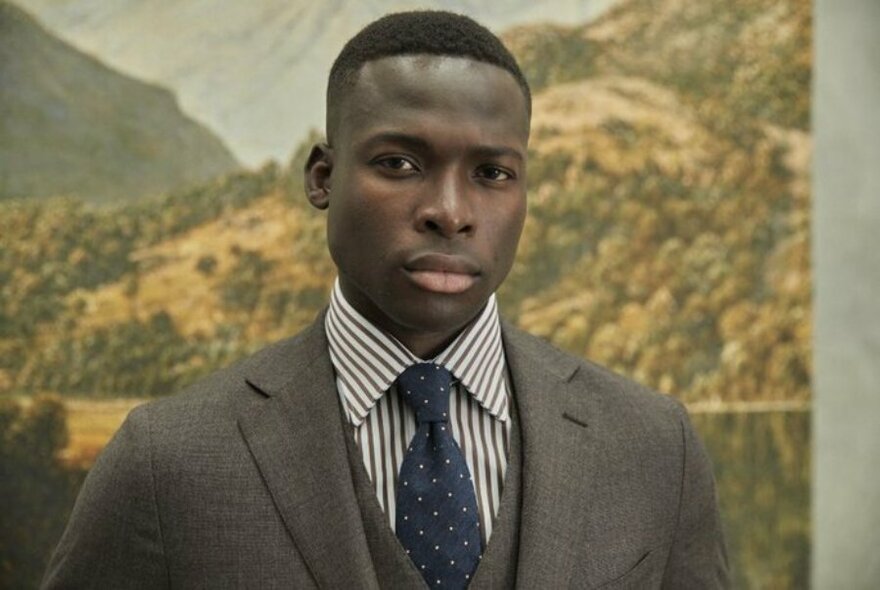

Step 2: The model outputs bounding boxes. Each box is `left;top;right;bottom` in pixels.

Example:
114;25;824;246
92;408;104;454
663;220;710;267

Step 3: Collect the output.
562;412;588;428
244;377;271;398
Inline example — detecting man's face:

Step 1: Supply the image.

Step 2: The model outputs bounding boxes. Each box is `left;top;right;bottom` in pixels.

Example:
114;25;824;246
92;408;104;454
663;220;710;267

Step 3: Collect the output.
307;55;529;355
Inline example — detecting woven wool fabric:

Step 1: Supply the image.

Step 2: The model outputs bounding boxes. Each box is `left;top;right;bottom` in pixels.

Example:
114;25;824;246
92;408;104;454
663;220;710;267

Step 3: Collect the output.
395;363;482;589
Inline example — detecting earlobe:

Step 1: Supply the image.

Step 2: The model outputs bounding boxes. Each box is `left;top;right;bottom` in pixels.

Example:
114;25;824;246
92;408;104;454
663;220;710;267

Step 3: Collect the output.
304;143;333;210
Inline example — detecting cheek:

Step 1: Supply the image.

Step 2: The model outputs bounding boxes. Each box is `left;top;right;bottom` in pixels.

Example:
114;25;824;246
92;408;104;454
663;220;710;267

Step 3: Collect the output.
326;183;403;268
485;202;527;270
501;199;527;249
326;199;367;268
328;213;376;276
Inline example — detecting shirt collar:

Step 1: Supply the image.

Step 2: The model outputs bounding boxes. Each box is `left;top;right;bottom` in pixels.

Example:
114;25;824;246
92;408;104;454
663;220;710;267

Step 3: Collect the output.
325;279;510;427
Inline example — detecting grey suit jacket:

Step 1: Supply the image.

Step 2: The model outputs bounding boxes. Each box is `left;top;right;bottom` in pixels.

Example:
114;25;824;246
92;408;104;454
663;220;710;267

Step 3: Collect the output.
43;314;729;589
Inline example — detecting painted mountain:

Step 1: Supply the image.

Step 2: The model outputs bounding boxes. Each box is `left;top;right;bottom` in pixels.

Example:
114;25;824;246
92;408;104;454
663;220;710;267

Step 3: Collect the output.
15;0;618;165
0;2;239;204
1;0;811;586
1;0;811;406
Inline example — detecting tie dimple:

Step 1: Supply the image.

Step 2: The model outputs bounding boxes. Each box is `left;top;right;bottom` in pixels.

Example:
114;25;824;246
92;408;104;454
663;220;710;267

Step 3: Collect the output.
395;363;482;589
398;362;451;424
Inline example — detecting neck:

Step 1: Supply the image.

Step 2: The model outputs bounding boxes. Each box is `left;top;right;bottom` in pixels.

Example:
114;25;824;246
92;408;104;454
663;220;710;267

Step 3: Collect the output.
392;328;464;360
332;279;488;360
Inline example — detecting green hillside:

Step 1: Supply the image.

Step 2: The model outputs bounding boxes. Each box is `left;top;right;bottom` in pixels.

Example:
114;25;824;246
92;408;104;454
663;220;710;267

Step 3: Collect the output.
0;152;323;396
0;1;240;204
505;0;811;133
0;0;810;405
0;1;812;585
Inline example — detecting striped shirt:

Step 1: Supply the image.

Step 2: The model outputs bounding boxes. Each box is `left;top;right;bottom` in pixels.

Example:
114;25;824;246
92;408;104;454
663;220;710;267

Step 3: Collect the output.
325;280;511;544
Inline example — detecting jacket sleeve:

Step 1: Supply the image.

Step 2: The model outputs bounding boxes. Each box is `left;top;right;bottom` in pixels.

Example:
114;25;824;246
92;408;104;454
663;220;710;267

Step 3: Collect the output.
662;403;730;589
42;405;169;589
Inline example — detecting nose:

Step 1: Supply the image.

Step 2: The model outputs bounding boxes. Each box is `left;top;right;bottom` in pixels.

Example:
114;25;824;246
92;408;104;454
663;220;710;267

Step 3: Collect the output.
415;170;474;238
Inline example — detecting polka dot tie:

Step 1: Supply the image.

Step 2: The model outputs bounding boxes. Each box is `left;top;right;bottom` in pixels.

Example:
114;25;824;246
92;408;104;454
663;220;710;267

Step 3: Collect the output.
395;363;482;589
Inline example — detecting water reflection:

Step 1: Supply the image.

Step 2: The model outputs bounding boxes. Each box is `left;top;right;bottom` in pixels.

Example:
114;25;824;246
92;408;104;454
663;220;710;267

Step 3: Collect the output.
692;410;811;589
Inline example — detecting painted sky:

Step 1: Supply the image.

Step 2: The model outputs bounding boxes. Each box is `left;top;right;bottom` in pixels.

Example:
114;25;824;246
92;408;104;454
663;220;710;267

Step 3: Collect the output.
16;0;618;165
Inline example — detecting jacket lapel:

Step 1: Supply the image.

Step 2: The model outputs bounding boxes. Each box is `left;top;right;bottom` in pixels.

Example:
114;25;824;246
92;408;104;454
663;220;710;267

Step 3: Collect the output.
501;323;600;588
236;314;379;589
233;314;608;587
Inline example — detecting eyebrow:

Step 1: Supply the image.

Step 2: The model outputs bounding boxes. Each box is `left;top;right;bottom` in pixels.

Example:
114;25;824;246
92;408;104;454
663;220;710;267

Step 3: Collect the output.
360;131;524;163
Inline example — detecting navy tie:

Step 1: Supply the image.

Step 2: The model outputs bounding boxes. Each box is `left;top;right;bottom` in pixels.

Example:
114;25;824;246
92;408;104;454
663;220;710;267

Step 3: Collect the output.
395;363;482;589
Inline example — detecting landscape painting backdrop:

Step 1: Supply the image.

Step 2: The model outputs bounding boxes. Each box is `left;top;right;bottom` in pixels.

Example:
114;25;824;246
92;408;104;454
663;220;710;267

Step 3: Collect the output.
0;0;811;587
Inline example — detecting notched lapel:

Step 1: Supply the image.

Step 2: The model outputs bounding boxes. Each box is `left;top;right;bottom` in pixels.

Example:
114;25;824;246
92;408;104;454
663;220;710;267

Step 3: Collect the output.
236;318;379;590
501;324;600;588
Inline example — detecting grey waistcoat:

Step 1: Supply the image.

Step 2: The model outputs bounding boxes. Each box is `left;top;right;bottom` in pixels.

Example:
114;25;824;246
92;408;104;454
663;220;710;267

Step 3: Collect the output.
342;393;523;590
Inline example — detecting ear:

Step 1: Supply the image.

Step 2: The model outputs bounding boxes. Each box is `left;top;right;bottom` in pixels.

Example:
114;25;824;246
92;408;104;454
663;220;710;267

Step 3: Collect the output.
304;142;333;210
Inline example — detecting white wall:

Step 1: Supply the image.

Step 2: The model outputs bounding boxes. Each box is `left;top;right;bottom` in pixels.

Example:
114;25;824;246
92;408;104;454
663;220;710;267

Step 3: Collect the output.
813;0;880;587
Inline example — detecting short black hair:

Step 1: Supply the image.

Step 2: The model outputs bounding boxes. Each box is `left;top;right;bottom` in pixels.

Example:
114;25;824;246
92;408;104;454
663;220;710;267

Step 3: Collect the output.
326;10;531;142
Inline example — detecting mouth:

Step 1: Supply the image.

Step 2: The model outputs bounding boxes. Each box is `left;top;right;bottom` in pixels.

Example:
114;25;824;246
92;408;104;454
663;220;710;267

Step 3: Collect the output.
403;253;481;295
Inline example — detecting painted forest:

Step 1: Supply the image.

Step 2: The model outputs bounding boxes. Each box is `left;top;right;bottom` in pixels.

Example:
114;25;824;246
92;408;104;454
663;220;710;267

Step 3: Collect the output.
1;0;811;587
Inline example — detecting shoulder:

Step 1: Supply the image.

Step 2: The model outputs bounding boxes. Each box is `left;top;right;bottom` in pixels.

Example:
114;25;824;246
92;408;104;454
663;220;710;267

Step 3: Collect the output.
502;322;727;581
502;320;689;433
126;317;327;443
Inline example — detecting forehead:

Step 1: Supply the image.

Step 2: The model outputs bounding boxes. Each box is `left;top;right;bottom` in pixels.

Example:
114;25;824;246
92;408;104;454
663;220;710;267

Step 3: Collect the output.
335;55;530;145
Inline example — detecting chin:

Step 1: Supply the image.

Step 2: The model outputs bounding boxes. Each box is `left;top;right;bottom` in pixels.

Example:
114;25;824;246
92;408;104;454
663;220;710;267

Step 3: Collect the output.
392;293;486;336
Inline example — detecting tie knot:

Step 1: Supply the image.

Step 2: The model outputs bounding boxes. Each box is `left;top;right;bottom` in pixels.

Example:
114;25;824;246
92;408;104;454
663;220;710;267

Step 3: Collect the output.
397;363;453;424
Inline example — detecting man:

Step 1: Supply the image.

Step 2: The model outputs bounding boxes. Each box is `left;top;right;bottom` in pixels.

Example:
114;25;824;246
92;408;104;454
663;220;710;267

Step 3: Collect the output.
43;11;728;589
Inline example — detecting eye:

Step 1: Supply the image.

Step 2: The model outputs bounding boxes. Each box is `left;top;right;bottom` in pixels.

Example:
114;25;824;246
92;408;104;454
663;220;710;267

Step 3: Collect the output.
375;156;418;173
475;165;514;182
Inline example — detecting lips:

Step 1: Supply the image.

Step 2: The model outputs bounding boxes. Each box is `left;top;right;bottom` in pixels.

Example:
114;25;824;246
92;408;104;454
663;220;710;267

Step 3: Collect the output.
404;253;481;294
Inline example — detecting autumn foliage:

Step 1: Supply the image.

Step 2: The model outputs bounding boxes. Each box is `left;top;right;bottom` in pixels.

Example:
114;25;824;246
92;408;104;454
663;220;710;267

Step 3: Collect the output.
0;0;811;585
